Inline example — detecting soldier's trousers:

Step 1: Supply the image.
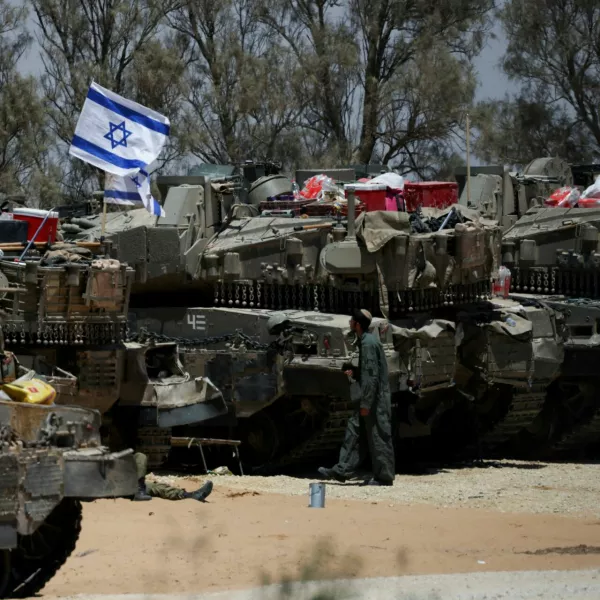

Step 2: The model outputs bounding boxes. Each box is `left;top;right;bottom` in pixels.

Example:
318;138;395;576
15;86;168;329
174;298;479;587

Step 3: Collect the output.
332;412;364;479
331;410;395;484
134;452;189;500
145;481;188;500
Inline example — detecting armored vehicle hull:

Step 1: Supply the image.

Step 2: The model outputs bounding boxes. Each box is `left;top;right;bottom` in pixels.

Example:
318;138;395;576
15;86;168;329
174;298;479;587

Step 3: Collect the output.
63;162;600;470
0;249;228;470
506;294;600;459
0;396;136;598
494;205;600;458
129;296;567;470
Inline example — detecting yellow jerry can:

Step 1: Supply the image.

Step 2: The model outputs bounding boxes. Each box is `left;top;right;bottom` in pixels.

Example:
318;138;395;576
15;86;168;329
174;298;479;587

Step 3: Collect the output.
1;379;57;405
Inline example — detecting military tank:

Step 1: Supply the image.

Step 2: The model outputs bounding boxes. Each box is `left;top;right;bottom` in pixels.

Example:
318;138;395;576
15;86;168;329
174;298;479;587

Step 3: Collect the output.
454;156;577;229
449;155;600;459
496;205;600;458
55;160;587;472
0;236;227;469
0;344;137;598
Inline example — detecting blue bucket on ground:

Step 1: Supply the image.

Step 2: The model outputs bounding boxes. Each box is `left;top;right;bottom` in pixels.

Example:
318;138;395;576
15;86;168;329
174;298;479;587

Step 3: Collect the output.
309;482;326;508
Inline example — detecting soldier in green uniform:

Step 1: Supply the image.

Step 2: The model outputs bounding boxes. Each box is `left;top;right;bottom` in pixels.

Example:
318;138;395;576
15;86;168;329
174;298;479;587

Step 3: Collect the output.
318;309;395;486
133;452;214;501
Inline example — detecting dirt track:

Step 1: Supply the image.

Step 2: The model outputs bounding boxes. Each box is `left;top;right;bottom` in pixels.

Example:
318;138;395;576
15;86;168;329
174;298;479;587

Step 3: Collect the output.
40;460;600;597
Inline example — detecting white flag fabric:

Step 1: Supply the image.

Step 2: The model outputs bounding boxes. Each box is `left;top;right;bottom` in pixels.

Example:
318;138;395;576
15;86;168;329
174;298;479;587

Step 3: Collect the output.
104;174;143;207
104;169;165;218
69;81;170;177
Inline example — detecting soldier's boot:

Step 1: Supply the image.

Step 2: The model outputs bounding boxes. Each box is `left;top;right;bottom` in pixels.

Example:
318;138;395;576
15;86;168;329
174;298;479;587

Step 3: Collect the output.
362;478;393;487
317;466;348;483
133;478;152;501
185;480;213;502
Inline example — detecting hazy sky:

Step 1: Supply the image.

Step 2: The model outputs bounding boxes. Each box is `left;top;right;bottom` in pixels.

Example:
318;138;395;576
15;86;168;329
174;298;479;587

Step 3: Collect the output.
475;21;517;101
18;8;516;102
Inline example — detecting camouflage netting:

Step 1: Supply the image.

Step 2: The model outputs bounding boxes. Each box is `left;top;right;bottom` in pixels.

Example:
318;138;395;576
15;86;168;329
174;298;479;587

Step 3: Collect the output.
354;204;497;252
354;206;502;294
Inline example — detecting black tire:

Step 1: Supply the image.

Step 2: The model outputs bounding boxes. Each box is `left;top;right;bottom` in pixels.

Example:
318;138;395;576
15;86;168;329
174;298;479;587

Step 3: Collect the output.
238;411;280;469
4;498;82;599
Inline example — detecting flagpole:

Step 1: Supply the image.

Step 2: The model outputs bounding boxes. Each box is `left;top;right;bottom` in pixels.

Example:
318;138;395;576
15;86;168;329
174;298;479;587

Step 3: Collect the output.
466;112;471;206
101;198;108;238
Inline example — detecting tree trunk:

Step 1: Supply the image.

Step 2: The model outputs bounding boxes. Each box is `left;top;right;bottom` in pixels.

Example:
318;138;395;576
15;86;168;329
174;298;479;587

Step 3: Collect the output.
359;73;379;164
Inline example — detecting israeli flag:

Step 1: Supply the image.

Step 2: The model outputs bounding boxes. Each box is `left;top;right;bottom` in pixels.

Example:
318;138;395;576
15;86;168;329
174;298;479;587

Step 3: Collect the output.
105;169;165;218
69;81;170;177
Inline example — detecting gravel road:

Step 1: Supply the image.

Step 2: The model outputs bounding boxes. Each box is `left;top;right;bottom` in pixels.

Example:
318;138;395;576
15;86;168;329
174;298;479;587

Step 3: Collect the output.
149;459;600;517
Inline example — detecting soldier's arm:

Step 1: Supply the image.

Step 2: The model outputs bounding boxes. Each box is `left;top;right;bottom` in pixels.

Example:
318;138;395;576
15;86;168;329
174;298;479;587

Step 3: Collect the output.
359;343;379;413
342;361;360;380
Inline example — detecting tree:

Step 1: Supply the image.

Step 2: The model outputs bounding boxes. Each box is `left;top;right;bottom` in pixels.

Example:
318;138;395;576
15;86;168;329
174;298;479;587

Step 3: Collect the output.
375;41;477;174
30;0;190;196
260;0;493;170
0;0;48;197
169;0;306;168
472;92;595;167
258;0;360;166
498;0;600;162
351;0;491;166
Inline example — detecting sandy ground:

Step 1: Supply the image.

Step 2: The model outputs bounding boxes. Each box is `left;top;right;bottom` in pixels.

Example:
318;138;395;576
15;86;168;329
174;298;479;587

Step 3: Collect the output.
40;460;600;598
43;570;600;600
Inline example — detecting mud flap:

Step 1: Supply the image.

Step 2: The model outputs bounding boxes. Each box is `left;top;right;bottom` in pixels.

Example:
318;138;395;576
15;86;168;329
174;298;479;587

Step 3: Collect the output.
139;376;228;428
62;449;138;498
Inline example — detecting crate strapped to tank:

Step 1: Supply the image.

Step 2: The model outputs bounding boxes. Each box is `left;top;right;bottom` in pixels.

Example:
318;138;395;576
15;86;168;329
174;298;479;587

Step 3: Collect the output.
0;259;134;346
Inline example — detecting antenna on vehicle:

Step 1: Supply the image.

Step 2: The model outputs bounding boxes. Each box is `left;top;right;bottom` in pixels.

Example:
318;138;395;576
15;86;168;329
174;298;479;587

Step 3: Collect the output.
466;112;471;207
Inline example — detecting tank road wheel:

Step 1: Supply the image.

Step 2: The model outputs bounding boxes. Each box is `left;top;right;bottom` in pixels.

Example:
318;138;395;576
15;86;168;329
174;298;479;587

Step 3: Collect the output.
4;499;82;599
237;412;280;470
551;379;600;457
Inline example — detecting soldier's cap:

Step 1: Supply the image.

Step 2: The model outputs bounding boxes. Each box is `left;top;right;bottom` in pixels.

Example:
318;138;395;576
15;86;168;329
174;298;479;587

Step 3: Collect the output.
351;308;372;329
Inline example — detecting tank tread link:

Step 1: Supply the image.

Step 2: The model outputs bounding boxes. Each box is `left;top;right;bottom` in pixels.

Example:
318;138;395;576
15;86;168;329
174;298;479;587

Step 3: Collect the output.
479;386;548;448
274;401;355;467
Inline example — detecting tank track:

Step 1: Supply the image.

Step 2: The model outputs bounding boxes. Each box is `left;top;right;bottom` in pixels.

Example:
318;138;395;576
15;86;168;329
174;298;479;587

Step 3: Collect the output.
6;498;82;599
552;408;600;452
274;400;354;467
272;386;550;467
479;385;548;448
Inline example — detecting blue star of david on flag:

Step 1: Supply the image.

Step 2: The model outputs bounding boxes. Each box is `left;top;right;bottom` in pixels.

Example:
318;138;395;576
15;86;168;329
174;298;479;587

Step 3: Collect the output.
104;121;132;149
68;81;170;177
131;176;141;188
